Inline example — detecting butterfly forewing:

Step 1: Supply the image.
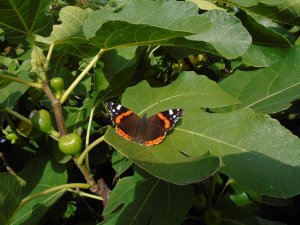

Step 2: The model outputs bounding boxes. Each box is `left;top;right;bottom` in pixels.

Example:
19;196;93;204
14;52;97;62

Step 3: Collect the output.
106;102;141;140
143;109;184;145
156;109;184;130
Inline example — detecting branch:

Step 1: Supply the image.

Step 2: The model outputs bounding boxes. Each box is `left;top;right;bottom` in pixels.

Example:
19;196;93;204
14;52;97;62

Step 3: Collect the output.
42;81;68;136
5;108;31;125
74;157;110;206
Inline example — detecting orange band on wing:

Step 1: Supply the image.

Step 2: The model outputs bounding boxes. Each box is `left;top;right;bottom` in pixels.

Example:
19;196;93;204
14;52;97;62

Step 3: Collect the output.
157;113;171;129
115;110;133;124
144;135;165;146
115;127;132;141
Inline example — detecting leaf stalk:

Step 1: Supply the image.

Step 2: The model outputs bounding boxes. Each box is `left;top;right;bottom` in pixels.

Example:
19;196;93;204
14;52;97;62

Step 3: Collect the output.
60;48;106;104
77;135;105;166
0;73;42;88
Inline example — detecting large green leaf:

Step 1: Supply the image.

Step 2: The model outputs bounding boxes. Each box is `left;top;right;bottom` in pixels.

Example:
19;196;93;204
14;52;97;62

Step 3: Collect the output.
236;11;291;47
120;72;239;114
228;0;300;25
0;0;53;43
105;72;238;184
241;44;290;67
84;0;211;46
172;109;300;197
102;168;193;225
36;6;97;57
179;10;252;59
84;0;251;59
11;157;68;225
108;109;300;197
219;46;300;114
0;72;30;109
37;0;252;59
202;109;300;198
0;173;23;225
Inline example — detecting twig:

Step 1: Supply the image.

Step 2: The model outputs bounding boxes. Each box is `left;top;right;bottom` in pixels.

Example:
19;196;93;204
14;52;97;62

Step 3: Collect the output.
43;42;55;71
77;135;105;166
66;188;103;201
60;48;106;104
0;152;25;185
74;158;110;206
0;152;17;176
5;108;31;125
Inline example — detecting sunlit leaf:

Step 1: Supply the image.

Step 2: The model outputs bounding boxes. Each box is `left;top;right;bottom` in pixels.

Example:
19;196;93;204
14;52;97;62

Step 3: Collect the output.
180;10;252;59
219;46;300;113
106;71;300;197
84;0;211;46
105;72;238;184
36;6;96;57
241;44;290;67
187;0;226;11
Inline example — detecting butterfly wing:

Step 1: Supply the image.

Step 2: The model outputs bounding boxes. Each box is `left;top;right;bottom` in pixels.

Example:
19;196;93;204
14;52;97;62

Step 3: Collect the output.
143;109;183;146
106;102;141;141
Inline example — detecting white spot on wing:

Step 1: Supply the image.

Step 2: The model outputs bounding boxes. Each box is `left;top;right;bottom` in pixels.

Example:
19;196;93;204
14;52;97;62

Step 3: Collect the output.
169;109;174;115
116;104;122;110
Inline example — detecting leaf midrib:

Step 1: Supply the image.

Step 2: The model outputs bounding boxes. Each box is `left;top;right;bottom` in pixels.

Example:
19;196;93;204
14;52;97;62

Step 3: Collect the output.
176;127;251;154
130;179;160;225
139;93;209;114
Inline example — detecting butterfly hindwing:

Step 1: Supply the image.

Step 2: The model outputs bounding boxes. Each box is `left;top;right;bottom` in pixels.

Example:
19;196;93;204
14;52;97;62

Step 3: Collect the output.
143;109;184;146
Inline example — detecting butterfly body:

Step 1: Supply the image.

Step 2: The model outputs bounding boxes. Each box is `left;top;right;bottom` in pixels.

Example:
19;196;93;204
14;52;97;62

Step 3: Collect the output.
106;102;183;146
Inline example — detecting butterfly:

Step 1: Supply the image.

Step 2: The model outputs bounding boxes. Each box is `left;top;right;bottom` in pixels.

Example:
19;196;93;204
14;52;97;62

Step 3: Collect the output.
106;102;183;146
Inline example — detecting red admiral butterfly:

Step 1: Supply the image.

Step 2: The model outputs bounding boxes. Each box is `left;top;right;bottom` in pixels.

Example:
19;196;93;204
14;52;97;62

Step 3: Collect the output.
106;102;183;146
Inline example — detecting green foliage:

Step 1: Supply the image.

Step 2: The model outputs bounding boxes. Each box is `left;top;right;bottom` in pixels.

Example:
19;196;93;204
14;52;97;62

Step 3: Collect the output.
219;47;300;113
0;0;53;43
102;168;194;225
11;157;68;225
0;173;23;225
0;72;30;108
84;0;212;47
0;0;300;224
